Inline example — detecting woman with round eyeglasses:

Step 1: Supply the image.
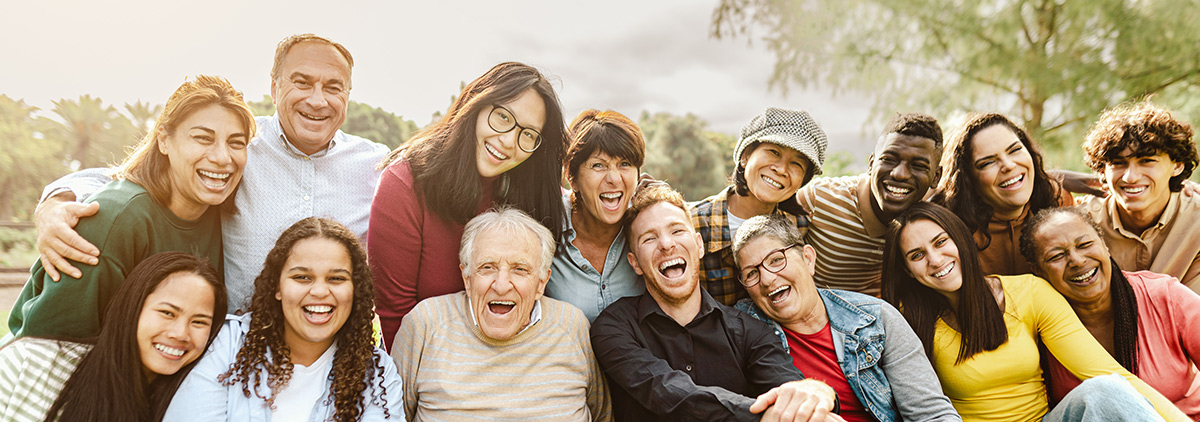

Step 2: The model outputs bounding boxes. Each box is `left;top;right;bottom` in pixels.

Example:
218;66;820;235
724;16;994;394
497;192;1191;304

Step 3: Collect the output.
732;214;958;422
369;62;568;349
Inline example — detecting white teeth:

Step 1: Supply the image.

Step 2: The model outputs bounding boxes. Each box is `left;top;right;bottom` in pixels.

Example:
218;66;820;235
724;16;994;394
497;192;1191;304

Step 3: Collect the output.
1122;186;1147;194
485;143;509;160
932;262;955;278
886;185;911;195
299;111;328;121
761;176;784;189
599;192;622;199
999;174;1024;188
198;170;230;180
658;258;684;271
489;300;516;306
1070;267;1098;283
155;344;185;357
769;286;789;296
304;305;333;313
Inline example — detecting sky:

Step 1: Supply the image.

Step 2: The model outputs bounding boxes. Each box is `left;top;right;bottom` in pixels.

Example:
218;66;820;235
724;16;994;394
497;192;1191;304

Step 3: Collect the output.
1;0;875;154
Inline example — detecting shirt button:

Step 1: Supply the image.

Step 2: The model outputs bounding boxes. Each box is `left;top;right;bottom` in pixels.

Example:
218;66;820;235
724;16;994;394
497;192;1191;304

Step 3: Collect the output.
303;195;311;201
685;365;692;371
601;284;606;290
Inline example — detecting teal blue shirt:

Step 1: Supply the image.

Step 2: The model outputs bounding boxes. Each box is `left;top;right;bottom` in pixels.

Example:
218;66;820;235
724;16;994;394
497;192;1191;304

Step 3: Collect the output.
546;195;644;322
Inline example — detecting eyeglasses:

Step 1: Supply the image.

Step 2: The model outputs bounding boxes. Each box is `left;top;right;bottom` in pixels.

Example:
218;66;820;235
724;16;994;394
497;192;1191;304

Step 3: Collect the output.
487;104;542;153
739;244;801;287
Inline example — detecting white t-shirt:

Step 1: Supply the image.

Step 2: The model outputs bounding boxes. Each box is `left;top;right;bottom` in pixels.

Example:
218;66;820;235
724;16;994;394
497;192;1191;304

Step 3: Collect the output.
270;343;337;422
726;209;747;239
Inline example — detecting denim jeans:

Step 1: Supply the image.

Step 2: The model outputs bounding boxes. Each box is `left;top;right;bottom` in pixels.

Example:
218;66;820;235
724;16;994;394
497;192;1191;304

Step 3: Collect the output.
1043;374;1163;421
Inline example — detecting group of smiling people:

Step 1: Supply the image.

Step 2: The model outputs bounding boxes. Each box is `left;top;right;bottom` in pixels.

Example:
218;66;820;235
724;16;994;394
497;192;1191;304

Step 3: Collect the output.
0;32;1197;422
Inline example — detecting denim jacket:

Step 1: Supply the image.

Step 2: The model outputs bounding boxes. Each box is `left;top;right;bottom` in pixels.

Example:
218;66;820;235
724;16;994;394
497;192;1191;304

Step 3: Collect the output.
737;289;959;422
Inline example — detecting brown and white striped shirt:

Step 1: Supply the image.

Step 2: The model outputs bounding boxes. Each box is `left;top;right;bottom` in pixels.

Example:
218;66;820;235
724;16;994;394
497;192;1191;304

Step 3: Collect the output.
796;174;889;296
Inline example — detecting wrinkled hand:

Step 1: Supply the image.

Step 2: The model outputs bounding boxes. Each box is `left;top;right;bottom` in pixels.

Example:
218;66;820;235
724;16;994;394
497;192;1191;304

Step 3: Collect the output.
751;379;840;422
635;172;667;194
1050;169;1106;198
35;196;100;281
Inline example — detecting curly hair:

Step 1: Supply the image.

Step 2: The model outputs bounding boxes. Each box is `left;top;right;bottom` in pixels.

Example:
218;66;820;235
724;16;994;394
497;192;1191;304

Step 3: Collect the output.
931;113;1062;247
882;112;944;148
219;217;390;422
1083;101;1198;192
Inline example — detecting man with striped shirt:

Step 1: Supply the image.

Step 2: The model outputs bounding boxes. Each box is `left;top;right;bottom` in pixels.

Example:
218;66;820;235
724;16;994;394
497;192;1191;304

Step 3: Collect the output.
391;208;611;421
797;113;943;296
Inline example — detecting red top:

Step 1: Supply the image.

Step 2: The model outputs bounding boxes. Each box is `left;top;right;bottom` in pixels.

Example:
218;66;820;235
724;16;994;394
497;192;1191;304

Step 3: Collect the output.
369;160;495;350
1046;270;1200;419
784;323;871;422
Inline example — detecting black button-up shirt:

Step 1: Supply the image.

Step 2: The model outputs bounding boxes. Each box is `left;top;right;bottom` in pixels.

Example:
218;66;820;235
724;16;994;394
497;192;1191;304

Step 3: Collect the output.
590;288;806;421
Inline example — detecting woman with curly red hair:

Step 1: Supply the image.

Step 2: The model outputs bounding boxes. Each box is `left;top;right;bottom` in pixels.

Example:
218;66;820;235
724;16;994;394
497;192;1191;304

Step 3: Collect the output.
164;217;402;421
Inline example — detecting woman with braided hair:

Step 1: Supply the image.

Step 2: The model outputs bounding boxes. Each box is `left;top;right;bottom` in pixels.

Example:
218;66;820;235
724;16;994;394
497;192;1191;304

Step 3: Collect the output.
1022;206;1200;419
164;217;403;421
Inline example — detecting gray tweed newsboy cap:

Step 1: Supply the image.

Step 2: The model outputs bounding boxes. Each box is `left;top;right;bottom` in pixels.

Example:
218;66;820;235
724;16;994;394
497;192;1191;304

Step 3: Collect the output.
733;107;828;176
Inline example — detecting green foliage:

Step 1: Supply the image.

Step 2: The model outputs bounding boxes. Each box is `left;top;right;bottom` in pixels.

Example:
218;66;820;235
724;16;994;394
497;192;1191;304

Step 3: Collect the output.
247;95;275;117
343;102;420;149
821;151;858;178
712;0;1200;171
49;95;140;169
0;96;69;221
638;111;733;201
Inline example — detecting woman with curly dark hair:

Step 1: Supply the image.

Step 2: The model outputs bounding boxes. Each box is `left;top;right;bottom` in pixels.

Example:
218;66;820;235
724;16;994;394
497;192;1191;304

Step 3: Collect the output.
164;217;402;421
369;62;569;349
0;251;227;422
930;113;1072;276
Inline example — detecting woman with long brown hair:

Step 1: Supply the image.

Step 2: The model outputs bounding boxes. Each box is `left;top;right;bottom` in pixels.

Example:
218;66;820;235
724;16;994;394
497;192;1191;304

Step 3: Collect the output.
164;218;402;421
0;252;227;422
369;62;568;349
881;202;1186;421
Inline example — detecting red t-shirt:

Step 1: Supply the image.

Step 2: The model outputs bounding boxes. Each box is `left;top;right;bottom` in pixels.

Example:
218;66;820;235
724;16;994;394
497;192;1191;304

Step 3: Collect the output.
784;323;873;422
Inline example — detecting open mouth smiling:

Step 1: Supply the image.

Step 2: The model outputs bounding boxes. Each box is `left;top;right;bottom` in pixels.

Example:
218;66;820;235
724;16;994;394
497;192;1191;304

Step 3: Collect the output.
302;304;335;323
154;343;186;359
488;300;516;315
767;285;791;304
932;261;955;279
485;143;510;160
1068;267;1098;286
658;257;686;279
998;173;1024;189
761;175;784;190
198;169;231;189
299;111;329;121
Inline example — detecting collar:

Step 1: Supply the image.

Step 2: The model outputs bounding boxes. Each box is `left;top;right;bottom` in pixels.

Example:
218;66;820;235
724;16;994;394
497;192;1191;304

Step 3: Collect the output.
635;287;719;326
988;203;1032;230
269;114;338;158
817;289;877;335
701;186;794;254
1106;191;1179;237
854;176;890;238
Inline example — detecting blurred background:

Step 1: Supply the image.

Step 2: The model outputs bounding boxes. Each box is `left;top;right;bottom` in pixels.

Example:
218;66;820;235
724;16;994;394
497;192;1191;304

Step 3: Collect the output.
3;0;1200;326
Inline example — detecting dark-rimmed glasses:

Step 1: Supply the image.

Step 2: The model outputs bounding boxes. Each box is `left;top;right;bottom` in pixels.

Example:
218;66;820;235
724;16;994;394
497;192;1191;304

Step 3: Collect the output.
487;104;542;153
739;244;801;287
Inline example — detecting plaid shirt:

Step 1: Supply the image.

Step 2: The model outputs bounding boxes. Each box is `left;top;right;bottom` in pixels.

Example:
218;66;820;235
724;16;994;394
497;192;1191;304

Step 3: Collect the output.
689;186;809;306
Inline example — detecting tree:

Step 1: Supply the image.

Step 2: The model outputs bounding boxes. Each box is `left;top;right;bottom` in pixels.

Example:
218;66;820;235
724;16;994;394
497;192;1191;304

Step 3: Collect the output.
638;111;732;201
0;96;69;220
711;0;1200;167
124;100;162;138
48;95;138;169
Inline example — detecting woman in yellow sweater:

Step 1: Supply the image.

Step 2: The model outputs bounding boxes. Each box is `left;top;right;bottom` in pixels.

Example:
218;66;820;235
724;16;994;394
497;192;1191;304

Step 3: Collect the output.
880;202;1186;421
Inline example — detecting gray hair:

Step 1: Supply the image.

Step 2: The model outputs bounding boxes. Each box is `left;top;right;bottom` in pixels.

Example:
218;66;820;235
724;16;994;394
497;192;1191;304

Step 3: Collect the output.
459;207;556;275
732;214;806;267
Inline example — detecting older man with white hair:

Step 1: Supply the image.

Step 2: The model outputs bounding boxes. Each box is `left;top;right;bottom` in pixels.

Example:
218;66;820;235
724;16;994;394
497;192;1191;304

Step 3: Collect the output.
390;207;612;421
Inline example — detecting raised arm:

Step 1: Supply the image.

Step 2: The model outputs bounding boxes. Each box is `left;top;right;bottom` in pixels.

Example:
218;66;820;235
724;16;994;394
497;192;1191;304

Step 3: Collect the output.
34;168;112;281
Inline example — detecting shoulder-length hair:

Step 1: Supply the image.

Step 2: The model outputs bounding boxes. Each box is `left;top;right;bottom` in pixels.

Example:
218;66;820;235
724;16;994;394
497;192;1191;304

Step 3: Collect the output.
380;62;567;243
882;202;1007;364
220;217;390;422
46;252;228;422
115;75;256;209
931;113;1060;246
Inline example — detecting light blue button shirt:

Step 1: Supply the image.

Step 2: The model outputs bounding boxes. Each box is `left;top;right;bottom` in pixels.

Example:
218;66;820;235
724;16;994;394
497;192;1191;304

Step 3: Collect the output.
221;116;388;311
546;195;645;322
